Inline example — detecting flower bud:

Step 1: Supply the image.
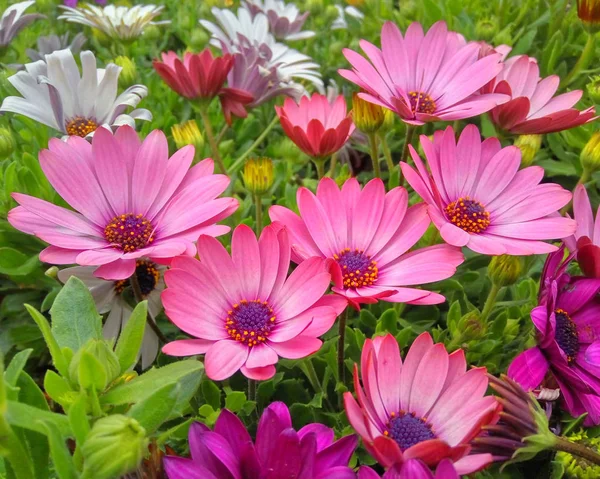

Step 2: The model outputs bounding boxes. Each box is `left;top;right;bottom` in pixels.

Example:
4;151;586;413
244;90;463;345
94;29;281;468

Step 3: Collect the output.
556;430;600;479
325;5;340;22
581;132;600;174
171;120;204;156
69;339;121;390
142;24;161;41
514;134;542;168
81;415;148;479
189;29;210;50
114;56;137;89
0;127;16;160
399;0;417;18
587;75;600;103
475;18;499;42
306;0;324;14
577;0;600;31
45;266;59;279
489;255;523;287
243;157;275;196
352;93;384;134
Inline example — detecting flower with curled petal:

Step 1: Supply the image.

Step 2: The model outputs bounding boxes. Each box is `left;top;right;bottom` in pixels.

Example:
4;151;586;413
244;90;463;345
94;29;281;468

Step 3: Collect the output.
244;0;315;40
0;1;44;48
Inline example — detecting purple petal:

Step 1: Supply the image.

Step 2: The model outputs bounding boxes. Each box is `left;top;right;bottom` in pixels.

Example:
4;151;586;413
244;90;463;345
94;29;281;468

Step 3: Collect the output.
507;347;549;391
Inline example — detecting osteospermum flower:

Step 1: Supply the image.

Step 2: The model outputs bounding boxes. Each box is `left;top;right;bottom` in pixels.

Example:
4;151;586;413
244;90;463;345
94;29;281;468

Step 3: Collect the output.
358;460;459;479
344;333;498;474
25;32;86;63
332;4;364;30
0;1;44;48
164;403;358;478
244;0;315;40
508;247;600;425
57;261;165;369
0;49;150;138
161;223;346;380
275;94;355;159
58;4;168;42
200;7;323;91
401;125;576;255
8;126;237;280
486;55;596;134
566;184;600;277
338;21;508;125
270;177;464;307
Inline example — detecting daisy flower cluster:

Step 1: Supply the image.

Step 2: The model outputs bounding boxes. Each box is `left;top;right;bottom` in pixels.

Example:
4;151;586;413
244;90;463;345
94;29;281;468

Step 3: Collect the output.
2;0;600;478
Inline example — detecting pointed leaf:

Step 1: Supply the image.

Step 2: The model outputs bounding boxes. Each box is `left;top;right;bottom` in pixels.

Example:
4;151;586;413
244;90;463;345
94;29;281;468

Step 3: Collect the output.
40;421;77;479
127;383;180;434
115;301;148;373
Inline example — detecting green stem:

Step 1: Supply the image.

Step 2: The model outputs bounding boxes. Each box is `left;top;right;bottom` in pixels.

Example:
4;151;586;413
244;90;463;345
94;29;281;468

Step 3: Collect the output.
480;283;501;323
400;125;416;165
554;436;600;466
369;133;381;179
327;152;339;177
130;272;168;344
198;107;226;174
230;116;278;173
578;168;592;187
314;159;326;179
303;359;336;412
380;132;394;173
338;308;349;386
248;379;257;403
254;193;263;235
216;123;229;144
563;33;596;87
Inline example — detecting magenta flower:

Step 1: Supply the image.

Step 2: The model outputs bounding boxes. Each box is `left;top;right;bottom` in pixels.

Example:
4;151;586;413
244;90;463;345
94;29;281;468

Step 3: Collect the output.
269;177;463;308
486;55;596;134
161;223;346;380
344;333;498;474
338;21;508;125
8;126;237;280
401;125;576;255
358;459;458;479
164;402;358;479
508;247;600;425
567;184;600;278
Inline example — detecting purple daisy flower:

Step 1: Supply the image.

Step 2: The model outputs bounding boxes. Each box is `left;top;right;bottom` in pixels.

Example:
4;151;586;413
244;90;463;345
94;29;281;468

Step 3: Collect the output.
163;402;358;479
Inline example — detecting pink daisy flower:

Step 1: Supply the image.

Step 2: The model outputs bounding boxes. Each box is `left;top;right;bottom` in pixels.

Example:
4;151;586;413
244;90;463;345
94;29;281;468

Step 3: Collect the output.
344;333;498;475
358;459;458;479
338;21;508;125
269;177;464;308
8;126;238;280
486;55;596;134
401;125;576;255
161;223;347;381
275;93;355;159
566;184;600;278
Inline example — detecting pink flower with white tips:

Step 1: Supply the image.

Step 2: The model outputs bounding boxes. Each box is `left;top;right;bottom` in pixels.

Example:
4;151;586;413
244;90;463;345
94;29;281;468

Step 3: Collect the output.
401;125;576;255
486;55;596;134
345;333;499;475
269;177;464;308
8;126;238;280
338;21;508;126
161;224;346;381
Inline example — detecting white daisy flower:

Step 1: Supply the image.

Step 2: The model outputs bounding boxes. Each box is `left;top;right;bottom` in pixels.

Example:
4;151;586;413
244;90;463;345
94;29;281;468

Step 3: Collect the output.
0;49;151;138
26;33;86;63
332;4;364;30
58;260;166;370
58;4;169;42
0;0;44;47
243;0;315;41
200;7;323;91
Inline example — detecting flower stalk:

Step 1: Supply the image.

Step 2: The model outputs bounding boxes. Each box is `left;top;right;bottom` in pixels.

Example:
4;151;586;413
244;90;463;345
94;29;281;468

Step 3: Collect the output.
368;133;381;178
230;116;279;173
198;106;226;174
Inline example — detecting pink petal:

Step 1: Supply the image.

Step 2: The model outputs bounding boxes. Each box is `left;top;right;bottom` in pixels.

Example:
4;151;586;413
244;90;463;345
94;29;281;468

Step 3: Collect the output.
162;339;214;356
204;340;249;380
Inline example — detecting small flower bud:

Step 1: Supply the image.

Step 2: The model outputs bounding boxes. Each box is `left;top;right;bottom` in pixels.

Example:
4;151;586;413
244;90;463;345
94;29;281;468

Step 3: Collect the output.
399;0;417;18
489;255;523;287
325;5;340;22
142;24;161;41
81;415;148;479
243;157;275;196
577;0;600;31
514;134;542;168
69;339;121;390
171;120;204;156
114;56;137;89
475;18;499;42
352;93;385;134
189;29;210;50
306;0;324;14
0;127;16;160
45;266;59;279
581;132;600;174
587;75;600;103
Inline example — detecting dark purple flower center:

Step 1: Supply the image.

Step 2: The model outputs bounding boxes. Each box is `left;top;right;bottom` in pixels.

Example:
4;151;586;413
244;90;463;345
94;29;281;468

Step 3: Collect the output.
65;116;98;137
114;260;160;296
225;300;275;347
105;213;155;253
554;308;580;364
408;91;436;114
384;412;436;450
445;197;491;234
334;248;378;289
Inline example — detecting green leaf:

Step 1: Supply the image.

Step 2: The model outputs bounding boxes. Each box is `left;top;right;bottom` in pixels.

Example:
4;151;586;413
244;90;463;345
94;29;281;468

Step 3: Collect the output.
5;401;72;438
78;351;107;391
68;394;90;445
4;349;32;389
44;371;73;407
101;360;203;406
201;380;221;410
224;391;246;413
40;421;77;479
127;383;180;434
25;305;70;379
16;372;48;411
50;276;102;352
378;309;399;334
0;247;40;276
115;301;148;373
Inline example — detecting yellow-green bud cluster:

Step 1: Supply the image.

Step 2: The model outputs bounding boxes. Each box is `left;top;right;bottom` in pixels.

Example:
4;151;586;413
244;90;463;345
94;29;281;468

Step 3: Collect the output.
0;127;16;159
581;132;600;174
489;255;523;287
171;120;205;156
352;93;385;134
114;56;138;89
514;135;542;168
243;157;275;196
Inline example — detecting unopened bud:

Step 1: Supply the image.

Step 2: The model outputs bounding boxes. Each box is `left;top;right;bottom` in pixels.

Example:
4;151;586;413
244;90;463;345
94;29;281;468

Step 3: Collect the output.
514;134;542;167
69;339;121;390
352;93;384;134
577;0;600;32
189;29;210;50
114;56;137;89
587;75;600;103
475;18;499;42
581;132;600;174
489;255;523;287
325;5;340;22
243;157;275;196
0;127;16;159
171;120;204;157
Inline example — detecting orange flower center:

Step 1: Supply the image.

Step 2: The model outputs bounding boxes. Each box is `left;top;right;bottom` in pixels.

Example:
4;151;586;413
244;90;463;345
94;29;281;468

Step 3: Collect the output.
408;91;436;114
65;116;99;137
105;213;155;253
334;248;378;289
